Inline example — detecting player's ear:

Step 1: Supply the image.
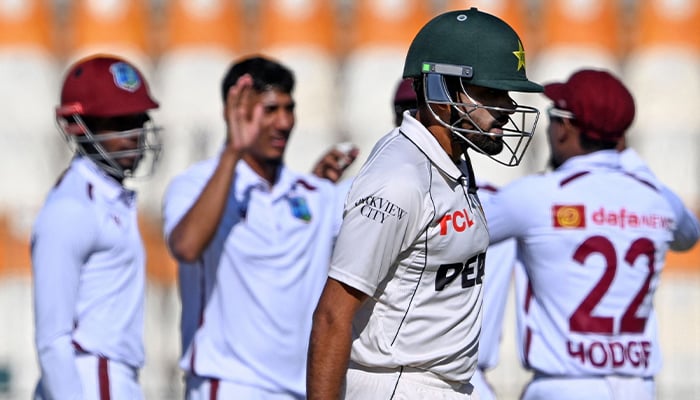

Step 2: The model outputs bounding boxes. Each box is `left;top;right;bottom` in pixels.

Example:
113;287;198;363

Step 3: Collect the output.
428;101;452;120
549;119;569;145
560;118;584;145
563;118;581;135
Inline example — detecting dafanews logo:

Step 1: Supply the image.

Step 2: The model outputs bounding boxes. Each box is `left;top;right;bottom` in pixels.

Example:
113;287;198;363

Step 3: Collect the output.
355;196;407;224
552;205;586;228
591;207;674;230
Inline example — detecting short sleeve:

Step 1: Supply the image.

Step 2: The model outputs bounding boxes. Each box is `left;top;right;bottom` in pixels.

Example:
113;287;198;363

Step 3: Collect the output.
620;149;700;251
328;169;426;296
162;169;209;241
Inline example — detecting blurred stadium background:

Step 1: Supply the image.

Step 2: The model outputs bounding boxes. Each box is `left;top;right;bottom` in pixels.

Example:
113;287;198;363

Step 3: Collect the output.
0;0;698;398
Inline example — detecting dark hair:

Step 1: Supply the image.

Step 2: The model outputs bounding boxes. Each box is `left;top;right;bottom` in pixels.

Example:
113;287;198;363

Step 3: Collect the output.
412;78;425;108
220;56;295;101
578;130;618;152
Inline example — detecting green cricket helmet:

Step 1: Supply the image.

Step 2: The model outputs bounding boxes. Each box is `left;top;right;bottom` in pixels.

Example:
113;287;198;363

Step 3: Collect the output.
403;8;543;167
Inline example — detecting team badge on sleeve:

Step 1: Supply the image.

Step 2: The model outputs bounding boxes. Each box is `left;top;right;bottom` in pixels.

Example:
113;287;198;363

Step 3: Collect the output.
552;205;586;228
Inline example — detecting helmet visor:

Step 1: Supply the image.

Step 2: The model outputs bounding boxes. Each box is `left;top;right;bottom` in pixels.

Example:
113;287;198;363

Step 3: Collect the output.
57;114;162;179
423;72;540;167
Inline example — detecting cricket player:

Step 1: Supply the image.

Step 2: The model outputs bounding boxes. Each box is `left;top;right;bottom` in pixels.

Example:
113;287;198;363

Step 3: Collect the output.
483;69;700;400
163;56;356;400
307;8;543;400
390;76;521;400
31;55;162;399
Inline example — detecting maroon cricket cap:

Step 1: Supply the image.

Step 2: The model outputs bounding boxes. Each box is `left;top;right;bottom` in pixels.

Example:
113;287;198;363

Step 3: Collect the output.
58;55;158;118
543;69;635;142
393;78;417;105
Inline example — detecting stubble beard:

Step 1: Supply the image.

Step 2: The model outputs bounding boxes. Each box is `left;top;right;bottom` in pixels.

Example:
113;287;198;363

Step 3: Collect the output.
466;133;504;155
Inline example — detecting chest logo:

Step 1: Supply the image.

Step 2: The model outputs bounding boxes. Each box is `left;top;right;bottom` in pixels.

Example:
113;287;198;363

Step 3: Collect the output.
435;253;486;291
288;196;312;222
439;208;475;235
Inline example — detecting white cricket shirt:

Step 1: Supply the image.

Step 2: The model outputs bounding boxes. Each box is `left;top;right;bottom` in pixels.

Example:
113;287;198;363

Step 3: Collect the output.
484;150;678;377
619;148;700;251
162;156;346;397
329;114;490;383
32;156;145;398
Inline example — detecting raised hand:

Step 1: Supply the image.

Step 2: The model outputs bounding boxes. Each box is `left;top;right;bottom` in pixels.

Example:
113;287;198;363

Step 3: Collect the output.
225;74;264;154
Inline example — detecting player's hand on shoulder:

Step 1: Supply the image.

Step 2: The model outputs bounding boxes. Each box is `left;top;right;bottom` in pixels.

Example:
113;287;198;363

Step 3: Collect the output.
225;74;264;155
312;142;359;183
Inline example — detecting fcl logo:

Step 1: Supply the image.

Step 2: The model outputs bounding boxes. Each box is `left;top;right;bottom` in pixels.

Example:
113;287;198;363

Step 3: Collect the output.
552;205;586;228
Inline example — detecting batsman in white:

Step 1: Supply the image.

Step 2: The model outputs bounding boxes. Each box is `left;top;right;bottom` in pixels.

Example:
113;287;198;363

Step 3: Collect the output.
391;76;520;400
31;55;162;399
162;55;356;400
482;69;700;400
306;8;542;400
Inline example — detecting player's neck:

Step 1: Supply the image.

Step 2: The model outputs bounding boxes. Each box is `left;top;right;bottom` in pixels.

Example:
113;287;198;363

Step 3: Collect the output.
243;154;280;186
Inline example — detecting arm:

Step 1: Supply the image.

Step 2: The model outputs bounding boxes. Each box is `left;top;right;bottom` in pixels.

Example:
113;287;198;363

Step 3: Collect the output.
32;202;93;398
619;148;700;251
168;74;263;262
659;184;700;251
307;278;367;400
480;183;526;245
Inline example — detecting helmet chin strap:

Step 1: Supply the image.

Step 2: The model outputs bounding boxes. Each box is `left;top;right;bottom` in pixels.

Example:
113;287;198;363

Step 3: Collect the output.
448;105;479;195
460;144;478;194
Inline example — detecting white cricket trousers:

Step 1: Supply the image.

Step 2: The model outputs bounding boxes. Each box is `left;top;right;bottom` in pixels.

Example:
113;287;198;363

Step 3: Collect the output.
34;352;142;400
343;363;480;400
521;374;655;400
185;374;304;400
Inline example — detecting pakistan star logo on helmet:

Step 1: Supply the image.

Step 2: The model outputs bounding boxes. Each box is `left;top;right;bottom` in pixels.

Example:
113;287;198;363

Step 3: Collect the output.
513;41;526;71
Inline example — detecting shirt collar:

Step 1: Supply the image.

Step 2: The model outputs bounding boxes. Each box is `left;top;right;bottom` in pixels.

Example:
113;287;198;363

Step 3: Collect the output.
235;158;301;200
73;156;136;205
559;150;622;172
399;113;465;181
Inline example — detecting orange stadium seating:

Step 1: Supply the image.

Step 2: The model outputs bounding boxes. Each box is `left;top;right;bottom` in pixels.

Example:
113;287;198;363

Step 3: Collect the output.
624;0;700;210
0;2;698;397
339;0;433;173
0;0;64;275
65;0;153;74
258;0;342;173
527;0;624;175
0;0;696;282
443;0;535;187
143;0;243;219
